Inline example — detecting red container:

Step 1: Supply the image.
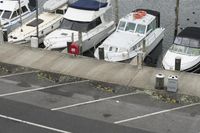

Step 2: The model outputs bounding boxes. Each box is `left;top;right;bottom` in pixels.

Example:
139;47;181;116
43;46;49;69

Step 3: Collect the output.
68;42;80;55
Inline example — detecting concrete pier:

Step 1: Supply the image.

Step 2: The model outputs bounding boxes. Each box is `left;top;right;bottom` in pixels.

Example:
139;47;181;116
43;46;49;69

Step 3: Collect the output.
0;44;199;97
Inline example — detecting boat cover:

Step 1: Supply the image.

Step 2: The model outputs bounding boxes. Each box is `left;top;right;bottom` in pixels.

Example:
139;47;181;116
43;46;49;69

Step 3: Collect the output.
175;27;200;48
43;0;68;11
69;0;107;11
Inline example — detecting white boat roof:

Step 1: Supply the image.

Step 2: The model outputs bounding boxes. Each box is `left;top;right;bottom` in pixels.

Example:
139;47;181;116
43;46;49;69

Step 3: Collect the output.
43;0;68;12
121;12;155;25
0;0;29;11
64;7;97;22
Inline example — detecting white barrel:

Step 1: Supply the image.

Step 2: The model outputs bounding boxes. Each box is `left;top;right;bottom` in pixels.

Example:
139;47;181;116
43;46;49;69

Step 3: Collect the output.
31;37;39;48
167;75;178;92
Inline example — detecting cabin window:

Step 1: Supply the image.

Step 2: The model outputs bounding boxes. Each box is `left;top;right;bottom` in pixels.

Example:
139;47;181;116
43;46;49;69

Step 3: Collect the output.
60;17;101;32
170;44;200;56
147;20;156;33
0;10;3;16
2;10;12;19
135;24;146;34
187;47;200;56
22;6;28;13
117;21;126;31
11;11;18;19
56;9;65;14
26;19;44;27
87;17;102;31
17;9;21;15
109;47;118;52
125;22;136;32
170;44;186;54
60;19;89;32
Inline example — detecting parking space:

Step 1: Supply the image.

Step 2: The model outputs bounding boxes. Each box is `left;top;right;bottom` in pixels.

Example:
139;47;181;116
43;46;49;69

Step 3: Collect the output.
0;65;199;133
116;104;200;133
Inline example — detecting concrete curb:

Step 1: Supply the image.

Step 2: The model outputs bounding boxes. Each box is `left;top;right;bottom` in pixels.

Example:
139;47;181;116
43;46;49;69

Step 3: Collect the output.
0;44;200;97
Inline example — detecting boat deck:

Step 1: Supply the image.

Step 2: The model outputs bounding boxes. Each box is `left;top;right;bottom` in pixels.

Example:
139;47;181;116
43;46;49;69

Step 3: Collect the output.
9;12;62;37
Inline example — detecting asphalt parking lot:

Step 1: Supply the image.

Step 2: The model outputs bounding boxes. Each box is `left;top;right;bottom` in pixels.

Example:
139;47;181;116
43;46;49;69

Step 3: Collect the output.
0;64;199;133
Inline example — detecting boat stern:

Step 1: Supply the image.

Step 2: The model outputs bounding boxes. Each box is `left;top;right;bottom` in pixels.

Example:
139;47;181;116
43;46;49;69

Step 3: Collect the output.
162;50;200;71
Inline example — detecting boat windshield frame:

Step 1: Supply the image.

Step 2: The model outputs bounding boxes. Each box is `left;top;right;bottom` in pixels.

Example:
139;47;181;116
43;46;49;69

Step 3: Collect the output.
60;17;102;32
169;43;200;56
117;20;146;34
135;24;146;34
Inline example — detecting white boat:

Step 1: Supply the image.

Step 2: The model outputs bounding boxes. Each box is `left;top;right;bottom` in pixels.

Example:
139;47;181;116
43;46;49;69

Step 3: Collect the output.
0;0;36;33
43;0;68;12
94;9;165;62
43;0;115;53
8;4;68;44
162;27;200;72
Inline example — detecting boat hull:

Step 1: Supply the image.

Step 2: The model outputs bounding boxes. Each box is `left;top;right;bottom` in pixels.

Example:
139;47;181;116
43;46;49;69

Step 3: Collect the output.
184;59;200;73
94;28;165;62
45;21;116;53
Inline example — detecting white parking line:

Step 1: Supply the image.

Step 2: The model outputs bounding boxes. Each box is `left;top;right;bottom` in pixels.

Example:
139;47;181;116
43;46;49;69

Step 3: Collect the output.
0;114;71;133
114;102;200;124
51;92;139;111
0;80;89;97
0;71;39;78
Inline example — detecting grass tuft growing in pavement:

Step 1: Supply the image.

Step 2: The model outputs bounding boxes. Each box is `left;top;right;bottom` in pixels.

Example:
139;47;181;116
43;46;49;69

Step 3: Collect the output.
141;89;200;104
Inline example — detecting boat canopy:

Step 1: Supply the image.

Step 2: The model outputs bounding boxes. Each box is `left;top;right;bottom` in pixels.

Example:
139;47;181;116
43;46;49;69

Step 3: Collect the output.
174;27;200;48
69;0;107;11
64;7;96;22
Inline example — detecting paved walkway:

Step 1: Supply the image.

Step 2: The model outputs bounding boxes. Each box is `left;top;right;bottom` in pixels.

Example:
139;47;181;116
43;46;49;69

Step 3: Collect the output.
0;44;199;97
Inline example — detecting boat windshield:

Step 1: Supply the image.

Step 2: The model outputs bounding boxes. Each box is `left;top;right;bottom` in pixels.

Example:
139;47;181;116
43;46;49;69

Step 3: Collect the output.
2;10;12;19
135;24;146;34
169;44;200;56
117;21;126;31
125;22;136;32
60;18;100;32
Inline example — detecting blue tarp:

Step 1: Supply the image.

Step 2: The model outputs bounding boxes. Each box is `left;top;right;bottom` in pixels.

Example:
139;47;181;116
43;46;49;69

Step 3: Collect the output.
69;0;108;11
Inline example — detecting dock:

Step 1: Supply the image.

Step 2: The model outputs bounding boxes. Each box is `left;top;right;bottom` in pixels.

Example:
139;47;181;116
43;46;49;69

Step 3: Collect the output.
0;43;199;97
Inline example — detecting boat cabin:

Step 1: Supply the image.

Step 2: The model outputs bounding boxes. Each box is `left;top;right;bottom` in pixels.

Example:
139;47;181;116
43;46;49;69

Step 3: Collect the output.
61;0;108;32
94;9;165;62
0;0;35;20
117;9;160;36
